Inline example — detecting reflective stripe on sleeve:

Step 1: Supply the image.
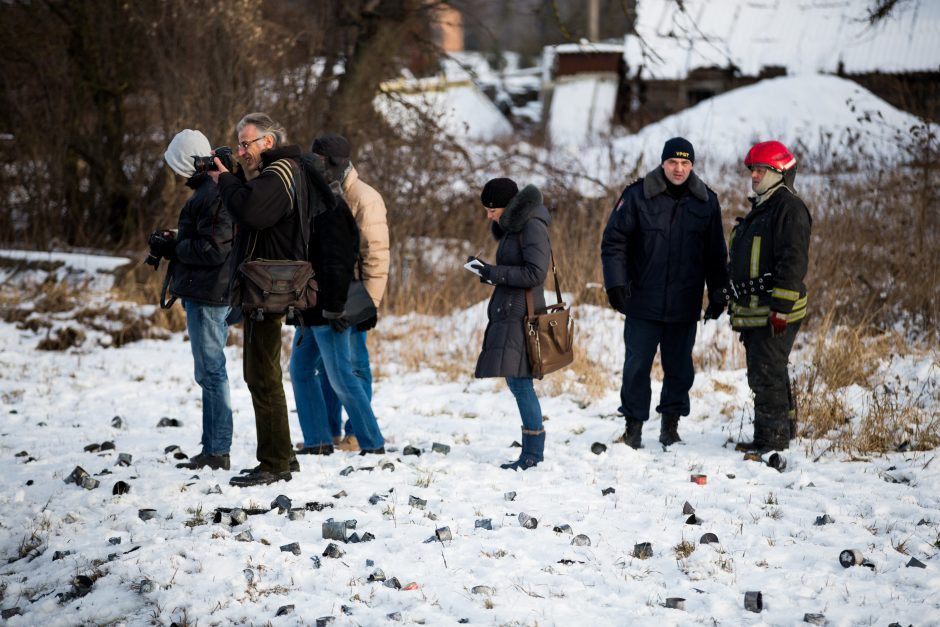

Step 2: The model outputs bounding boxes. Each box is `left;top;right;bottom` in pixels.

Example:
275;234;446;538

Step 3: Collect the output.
772;286;801;301
750;236;761;278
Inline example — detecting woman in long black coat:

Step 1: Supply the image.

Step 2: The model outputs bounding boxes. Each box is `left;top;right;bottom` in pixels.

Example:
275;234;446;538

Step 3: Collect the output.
470;178;552;470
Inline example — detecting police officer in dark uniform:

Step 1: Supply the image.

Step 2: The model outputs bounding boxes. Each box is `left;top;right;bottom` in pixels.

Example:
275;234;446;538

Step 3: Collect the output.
601;137;730;449
729;140;812;452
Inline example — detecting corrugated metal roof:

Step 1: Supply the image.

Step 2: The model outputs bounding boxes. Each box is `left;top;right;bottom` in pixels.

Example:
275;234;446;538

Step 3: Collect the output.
627;0;940;78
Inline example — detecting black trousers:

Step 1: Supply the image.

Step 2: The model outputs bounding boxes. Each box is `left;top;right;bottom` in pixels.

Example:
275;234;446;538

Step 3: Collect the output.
244;316;291;473
620;317;697;421
740;320;801;436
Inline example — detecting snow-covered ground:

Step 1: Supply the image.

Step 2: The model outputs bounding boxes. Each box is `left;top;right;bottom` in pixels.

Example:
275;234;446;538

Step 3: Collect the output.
1;254;938;625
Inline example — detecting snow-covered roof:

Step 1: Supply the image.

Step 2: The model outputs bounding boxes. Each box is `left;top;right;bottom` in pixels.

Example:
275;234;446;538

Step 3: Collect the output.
374;77;512;142
590;74;923;179
553;42;625;55
627;0;940;79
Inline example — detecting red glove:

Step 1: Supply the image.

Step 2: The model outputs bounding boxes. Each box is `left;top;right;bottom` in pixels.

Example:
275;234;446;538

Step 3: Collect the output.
768;311;788;337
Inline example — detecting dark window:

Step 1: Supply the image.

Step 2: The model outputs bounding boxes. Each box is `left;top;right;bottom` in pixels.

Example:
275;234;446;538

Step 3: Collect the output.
688;89;715;106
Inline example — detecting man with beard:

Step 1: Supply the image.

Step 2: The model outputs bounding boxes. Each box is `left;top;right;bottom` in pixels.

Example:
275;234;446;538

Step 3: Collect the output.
208;113;311;486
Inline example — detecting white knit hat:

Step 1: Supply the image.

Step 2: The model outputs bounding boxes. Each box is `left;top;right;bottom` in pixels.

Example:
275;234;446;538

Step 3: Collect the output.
164;129;212;178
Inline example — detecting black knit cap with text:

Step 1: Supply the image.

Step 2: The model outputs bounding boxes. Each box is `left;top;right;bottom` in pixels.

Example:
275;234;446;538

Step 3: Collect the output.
661;137;695;163
480;177;519;208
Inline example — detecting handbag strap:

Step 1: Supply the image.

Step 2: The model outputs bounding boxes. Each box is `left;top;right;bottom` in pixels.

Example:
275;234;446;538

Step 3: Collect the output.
518;232;563;318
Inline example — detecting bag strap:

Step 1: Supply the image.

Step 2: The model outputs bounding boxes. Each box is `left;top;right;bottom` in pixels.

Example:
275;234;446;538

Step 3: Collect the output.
518;231;563;319
290;159;310;260
159;262;177;309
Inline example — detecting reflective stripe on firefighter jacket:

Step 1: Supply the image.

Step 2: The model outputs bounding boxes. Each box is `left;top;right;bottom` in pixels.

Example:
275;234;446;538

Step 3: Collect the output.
728;186;812;331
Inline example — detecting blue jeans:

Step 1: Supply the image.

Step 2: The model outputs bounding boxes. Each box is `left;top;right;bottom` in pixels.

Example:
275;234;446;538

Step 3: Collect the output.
506;377;543;431
182;299;233;455
289;326;384;450
322;329;372;438
620;317;697;421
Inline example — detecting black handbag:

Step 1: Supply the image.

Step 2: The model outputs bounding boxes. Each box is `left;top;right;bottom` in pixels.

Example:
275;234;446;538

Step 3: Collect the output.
345;280;377;326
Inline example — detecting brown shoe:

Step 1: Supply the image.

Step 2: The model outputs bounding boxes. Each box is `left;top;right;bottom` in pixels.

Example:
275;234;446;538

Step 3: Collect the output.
335;435;360;452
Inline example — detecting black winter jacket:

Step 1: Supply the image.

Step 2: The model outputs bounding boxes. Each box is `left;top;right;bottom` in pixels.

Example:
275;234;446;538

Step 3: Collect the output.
728;186;812;330
474;185;551;379
169;173;234;305
293;194;358;327
218;145;307;288
600;166;729;322
218;145;358;325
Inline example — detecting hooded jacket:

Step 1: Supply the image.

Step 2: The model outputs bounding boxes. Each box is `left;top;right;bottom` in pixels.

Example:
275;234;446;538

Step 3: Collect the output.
474;184;552;379
601;166;729;322
169;173;234;304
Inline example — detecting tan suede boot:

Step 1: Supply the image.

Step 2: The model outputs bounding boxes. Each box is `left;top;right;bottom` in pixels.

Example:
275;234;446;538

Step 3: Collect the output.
335;435;360;452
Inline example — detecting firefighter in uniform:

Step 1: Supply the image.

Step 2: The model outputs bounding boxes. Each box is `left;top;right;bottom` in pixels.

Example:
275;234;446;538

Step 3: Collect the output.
729;141;812;452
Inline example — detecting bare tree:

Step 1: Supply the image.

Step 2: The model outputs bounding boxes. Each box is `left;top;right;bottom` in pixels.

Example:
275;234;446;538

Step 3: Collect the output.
0;0;274;247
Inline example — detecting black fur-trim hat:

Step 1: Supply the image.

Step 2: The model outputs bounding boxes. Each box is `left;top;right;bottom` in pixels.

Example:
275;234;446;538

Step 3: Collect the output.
661;137;695;163
480;177;518;208
311;134;351;167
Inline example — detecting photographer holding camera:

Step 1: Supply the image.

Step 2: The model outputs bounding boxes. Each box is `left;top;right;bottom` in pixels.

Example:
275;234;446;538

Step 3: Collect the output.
207;112;315;487
159;129;235;471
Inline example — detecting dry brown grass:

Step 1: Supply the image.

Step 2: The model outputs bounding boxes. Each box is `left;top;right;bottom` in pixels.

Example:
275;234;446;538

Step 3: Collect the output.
112;262;187;333
1;260;179;350
370;316;483;383
673;539;696;560
540;347;615;401
796;311;940;455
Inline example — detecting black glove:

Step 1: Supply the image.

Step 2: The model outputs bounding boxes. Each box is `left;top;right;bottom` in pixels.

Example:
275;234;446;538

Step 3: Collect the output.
606;285;630;314
703;301;726;321
468;256;495;284
478;262;494;284
356;314;378;332
149;233;177;261
323;310;351;333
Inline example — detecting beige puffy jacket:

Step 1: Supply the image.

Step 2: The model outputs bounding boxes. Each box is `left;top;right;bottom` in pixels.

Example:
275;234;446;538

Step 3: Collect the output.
343;166;390;307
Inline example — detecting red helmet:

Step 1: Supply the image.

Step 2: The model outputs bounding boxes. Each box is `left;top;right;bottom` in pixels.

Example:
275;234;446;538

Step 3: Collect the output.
744;141;797;173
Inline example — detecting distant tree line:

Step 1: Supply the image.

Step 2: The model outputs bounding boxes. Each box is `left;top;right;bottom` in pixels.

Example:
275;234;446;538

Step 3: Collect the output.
0;0;907;252
0;0;451;249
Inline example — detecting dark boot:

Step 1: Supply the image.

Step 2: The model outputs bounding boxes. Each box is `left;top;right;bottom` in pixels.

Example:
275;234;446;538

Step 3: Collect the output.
659;413;681;446
297;444;334;455
765;420;791;451
623;418;643;450
737;415;790;453
239;455;299;474
229;470;292;487
176;452;230;471
501;429;545;471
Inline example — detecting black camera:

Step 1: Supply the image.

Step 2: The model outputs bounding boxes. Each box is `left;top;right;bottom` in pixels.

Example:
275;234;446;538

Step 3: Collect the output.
192;146;235;174
144;229;176;270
